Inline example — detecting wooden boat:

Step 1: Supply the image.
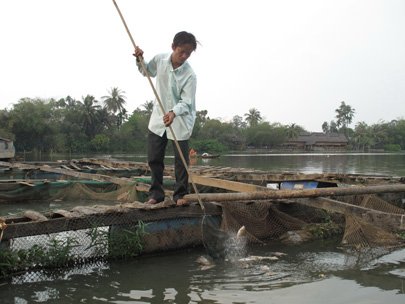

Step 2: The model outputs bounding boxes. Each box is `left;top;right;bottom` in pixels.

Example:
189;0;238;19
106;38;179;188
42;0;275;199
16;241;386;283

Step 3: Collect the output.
199;153;220;159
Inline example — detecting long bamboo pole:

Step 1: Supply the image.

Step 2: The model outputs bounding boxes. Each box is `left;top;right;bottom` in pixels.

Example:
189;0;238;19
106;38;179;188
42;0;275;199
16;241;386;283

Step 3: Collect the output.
111;0;204;210
184;184;405;202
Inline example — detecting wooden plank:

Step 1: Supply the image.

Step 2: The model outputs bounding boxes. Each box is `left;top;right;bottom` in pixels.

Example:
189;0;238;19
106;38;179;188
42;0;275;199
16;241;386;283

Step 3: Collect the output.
1;203;222;240
190;174;270;192
68;161;82;171
17;181;35;187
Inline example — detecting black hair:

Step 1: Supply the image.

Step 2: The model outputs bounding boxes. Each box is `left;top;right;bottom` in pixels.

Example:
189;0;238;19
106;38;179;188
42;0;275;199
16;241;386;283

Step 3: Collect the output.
173;31;197;50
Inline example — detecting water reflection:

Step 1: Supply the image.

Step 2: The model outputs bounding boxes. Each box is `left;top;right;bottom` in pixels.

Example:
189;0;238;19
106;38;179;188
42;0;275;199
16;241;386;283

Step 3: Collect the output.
114;152;405;176
214;153;405;176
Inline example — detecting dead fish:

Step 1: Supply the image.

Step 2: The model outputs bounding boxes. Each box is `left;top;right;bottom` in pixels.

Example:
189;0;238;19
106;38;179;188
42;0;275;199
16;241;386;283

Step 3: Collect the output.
271;252;287;257
23;210;48;222
196;255;215;270
238;255;279;263
236;226;247;239
52;209;75;218
0;217;7;230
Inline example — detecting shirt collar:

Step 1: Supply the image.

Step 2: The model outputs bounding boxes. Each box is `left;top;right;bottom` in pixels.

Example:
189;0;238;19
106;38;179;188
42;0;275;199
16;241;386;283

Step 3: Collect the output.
165;53;187;72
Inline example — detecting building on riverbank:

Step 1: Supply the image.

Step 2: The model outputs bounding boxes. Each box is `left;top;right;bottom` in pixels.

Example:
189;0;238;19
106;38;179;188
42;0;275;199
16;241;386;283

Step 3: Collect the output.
283;132;348;152
0;137;15;160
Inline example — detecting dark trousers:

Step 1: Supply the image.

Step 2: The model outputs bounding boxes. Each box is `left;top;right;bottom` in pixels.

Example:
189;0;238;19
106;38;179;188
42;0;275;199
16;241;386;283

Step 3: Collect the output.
147;130;189;202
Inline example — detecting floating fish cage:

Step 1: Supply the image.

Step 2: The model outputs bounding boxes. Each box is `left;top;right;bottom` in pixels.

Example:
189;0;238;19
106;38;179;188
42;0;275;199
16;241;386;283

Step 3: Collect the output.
0;159;405;280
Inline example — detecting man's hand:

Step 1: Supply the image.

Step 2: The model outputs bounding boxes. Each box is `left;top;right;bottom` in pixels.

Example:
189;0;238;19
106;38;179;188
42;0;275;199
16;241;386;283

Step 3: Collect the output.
163;111;176;127
133;46;144;61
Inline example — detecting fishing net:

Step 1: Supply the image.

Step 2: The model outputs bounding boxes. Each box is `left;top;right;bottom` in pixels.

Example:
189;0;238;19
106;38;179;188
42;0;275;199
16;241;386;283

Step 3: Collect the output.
342;213;403;248
344;194;405;214
339;194;405;249
50;182;138;203
213;193;405;252
0;180;139;203
220;201;306;241
0;176;404;280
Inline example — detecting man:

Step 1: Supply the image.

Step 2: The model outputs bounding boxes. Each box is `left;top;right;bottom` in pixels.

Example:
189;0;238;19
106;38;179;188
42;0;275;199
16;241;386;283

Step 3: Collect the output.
133;31;198;206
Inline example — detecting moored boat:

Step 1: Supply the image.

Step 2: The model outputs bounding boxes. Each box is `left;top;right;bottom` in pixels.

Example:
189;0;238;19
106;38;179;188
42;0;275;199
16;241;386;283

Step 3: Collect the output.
199;152;220;159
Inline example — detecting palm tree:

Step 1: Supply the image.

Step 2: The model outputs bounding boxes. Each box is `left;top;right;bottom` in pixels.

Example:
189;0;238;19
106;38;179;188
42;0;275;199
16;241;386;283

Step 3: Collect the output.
286;123;303;139
244;108;262;127
81;95;101;138
353;121;373;151
102;87;126;114
335;101;355;129
141;100;154;116
102;87;127;128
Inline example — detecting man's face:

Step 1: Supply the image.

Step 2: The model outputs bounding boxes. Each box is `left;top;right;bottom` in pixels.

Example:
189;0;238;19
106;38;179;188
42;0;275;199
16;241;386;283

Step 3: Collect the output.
171;43;194;68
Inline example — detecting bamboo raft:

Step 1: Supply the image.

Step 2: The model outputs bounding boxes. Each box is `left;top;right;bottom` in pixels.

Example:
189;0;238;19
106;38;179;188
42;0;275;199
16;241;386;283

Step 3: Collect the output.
0;158;404;226
0;158;404;278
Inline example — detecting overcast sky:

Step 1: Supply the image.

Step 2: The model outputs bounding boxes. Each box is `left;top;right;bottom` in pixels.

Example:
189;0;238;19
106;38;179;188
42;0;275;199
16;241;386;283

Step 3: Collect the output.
1;0;404;131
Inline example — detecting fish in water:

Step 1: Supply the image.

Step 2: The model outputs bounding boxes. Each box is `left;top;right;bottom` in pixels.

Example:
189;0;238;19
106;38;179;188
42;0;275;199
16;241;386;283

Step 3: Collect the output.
197;253;281;271
198;224;286;270
238;255;279;263
196;255;215;270
236;225;247;239
271;252;287;257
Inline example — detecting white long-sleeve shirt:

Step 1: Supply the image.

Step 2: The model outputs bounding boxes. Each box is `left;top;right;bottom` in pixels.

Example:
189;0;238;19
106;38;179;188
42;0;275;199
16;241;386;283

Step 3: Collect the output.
137;53;197;141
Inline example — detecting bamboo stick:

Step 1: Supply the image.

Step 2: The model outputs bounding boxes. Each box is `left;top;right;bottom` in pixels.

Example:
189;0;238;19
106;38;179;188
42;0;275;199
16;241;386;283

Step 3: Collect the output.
184;184;405;202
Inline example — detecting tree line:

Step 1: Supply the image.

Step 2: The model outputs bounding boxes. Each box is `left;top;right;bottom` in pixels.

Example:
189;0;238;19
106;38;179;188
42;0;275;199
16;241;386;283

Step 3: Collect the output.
0;89;404;154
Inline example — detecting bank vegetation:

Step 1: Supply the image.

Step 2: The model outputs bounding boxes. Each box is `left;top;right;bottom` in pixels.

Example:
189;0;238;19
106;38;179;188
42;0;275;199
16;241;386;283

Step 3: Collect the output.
0;89;404;154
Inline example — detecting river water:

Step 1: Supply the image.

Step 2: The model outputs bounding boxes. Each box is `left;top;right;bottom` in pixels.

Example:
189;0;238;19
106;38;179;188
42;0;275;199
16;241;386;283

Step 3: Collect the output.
1;152;405;303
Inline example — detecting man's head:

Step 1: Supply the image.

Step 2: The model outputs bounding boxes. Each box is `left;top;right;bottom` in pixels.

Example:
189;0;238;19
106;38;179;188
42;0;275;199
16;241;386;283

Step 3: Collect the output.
173;31;197;50
171;31;197;68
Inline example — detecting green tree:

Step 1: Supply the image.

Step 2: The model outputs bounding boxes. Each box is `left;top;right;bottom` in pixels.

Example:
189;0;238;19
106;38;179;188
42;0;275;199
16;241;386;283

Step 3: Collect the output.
118;110;150;152
80;95;102;138
232;115;247;129
91;134;110;152
245;122;286;148
286;123;304;139
370;122;389;149
0;109;14;140
329;121;338;133
244;108;262;127
56;96;89;152
193;110;209;138
198;119;224;140
322;121;329;133
102;87;127;128
9;98;56;152
140;100;154;116
335;101;355;129
352;122;373;151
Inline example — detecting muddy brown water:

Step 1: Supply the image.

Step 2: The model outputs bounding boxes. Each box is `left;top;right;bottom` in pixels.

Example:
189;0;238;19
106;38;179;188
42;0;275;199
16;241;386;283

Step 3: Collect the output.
0;152;404;303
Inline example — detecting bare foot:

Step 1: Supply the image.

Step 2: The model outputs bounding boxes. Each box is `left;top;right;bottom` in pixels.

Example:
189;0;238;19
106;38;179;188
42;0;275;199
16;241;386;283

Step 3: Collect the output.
176;198;189;206
145;198;159;204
